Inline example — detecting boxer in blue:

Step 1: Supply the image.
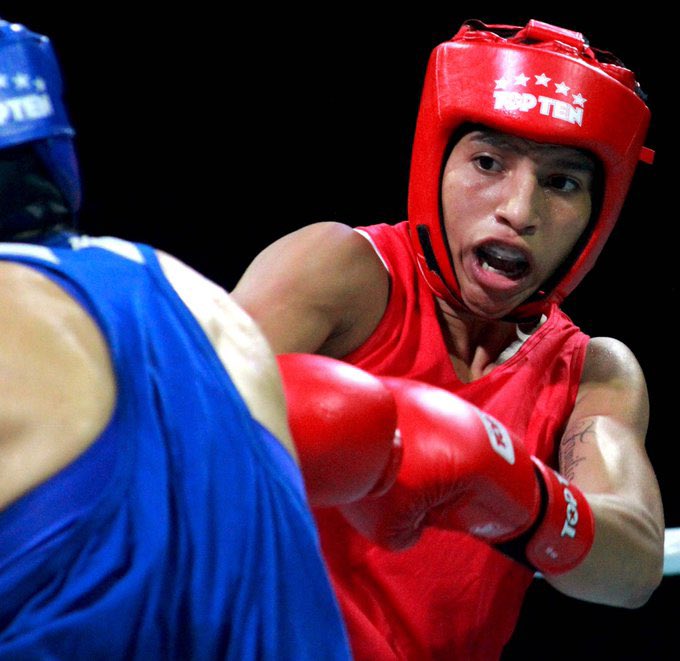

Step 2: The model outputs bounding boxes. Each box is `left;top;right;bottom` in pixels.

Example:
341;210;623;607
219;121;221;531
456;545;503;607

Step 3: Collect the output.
0;18;351;660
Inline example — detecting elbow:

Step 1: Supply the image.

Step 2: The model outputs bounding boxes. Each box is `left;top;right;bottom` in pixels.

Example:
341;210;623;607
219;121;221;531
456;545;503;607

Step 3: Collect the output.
609;528;665;609
618;578;661;610
571;548;663;609
547;518;665;608
587;495;667;609
626;519;666;608
619;548;664;609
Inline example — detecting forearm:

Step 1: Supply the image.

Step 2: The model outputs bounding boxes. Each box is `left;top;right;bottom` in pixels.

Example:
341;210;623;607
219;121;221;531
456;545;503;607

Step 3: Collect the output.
545;492;664;607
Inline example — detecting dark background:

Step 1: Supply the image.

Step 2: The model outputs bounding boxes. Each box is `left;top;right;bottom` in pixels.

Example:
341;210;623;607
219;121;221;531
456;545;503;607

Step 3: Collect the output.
3;4;675;658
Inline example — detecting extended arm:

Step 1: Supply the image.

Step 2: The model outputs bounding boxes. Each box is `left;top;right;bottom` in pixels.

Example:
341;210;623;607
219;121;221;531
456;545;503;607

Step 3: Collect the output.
544;337;664;607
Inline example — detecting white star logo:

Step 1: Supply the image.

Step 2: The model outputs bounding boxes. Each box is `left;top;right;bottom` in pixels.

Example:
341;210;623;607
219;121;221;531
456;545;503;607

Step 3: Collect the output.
514;73;530;86
33;77;47;92
0;74;7;88
12;73;30;89
572;93;586;107
555;81;570;96
495;77;510;90
535;73;551;87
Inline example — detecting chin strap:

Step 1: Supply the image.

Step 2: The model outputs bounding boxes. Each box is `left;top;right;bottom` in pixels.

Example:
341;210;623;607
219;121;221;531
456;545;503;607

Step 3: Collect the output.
0;148;72;238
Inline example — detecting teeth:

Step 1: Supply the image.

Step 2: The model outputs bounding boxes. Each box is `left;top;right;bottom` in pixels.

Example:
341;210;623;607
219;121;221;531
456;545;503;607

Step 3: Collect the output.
481;260;502;273
477;245;529;279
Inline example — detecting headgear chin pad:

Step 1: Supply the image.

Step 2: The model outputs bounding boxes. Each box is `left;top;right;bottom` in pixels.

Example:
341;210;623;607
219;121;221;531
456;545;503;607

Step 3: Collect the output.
0;19;81;218
408;19;653;320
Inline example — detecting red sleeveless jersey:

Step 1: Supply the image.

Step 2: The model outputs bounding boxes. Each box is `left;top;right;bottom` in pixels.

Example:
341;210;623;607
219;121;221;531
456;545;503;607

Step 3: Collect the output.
314;221;590;660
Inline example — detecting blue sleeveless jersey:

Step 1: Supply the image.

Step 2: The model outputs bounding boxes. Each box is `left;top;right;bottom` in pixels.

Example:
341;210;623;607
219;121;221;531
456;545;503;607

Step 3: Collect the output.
0;233;351;660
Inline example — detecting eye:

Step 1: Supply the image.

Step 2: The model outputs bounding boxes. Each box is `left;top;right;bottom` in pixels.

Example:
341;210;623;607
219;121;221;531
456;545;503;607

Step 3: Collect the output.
474;155;502;172
546;174;580;193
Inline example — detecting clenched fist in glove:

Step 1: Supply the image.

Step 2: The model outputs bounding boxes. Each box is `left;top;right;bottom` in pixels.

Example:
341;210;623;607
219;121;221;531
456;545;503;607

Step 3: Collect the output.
278;354;594;575
277;353;402;507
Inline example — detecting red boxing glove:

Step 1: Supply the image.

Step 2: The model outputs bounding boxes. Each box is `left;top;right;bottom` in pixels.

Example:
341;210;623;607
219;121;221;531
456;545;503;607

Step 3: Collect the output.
277;354;402;507
340;377;594;575
523;456;594;575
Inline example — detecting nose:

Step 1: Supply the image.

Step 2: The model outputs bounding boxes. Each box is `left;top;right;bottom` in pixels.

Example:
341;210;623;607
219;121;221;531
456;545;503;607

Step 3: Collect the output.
494;168;542;236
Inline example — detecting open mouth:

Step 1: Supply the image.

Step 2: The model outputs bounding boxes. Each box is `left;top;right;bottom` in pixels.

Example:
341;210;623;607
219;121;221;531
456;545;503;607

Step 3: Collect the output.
474;242;530;280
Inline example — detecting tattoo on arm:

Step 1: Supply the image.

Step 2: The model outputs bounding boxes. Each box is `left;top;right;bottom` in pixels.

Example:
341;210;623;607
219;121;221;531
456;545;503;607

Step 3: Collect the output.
559;419;595;480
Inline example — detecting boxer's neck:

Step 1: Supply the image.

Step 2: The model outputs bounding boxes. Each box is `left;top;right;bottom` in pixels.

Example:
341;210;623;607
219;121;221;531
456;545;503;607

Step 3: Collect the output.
437;301;545;382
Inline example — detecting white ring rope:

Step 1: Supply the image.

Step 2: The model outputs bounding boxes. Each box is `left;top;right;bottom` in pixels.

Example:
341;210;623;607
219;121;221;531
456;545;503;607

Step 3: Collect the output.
664;527;680;576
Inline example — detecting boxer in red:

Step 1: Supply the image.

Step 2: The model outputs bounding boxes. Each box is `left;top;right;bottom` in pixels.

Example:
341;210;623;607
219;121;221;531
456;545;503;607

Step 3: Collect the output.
233;19;665;660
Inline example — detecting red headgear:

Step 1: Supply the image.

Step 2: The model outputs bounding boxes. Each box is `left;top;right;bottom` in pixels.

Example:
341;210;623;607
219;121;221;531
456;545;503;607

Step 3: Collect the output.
408;19;654;320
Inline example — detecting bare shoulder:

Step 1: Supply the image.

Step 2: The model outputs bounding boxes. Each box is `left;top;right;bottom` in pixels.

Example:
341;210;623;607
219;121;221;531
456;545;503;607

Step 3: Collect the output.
235;221;387;304
575;335;648;429
156;251;297;459
232;222;390;355
0;262;115;509
580;336;646;388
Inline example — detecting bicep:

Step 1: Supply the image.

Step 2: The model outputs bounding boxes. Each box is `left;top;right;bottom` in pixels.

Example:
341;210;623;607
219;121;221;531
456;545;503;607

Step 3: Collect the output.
559;337;661;514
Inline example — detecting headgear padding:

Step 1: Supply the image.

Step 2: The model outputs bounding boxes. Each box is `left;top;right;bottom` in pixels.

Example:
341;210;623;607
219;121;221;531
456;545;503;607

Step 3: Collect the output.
409;19;653;320
0;19;81;216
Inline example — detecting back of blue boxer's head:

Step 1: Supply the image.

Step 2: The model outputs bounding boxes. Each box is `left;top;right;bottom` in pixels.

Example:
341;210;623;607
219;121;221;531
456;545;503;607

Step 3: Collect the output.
0;18;80;238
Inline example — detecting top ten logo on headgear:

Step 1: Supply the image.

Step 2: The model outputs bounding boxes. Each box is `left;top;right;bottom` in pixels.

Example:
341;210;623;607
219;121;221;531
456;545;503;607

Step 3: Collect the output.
493;72;586;126
0;70;54;127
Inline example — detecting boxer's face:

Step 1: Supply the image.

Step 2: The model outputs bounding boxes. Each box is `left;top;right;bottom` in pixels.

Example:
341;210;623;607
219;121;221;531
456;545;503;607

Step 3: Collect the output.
441;128;594;319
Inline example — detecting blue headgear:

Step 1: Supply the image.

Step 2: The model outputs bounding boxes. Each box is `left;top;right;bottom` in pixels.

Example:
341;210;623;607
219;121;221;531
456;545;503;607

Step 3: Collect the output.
0;19;80;215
